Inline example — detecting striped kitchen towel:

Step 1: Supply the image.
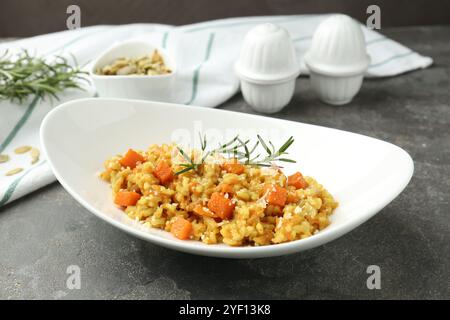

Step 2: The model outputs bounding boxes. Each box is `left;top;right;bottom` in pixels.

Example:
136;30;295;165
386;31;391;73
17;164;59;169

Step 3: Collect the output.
0;15;432;206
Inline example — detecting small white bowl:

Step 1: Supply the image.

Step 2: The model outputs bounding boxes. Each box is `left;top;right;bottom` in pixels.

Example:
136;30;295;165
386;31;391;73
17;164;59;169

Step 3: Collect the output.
90;40;176;102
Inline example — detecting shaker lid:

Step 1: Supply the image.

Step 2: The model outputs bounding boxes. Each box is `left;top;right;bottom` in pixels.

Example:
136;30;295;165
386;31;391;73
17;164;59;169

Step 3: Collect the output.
304;14;371;76
235;23;301;83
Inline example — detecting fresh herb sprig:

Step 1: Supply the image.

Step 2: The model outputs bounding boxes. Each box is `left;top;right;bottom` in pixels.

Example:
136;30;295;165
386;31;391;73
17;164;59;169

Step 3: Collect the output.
0;50;88;103
174;134;295;175
175;134;240;175
255;135;296;167
237;137;260;165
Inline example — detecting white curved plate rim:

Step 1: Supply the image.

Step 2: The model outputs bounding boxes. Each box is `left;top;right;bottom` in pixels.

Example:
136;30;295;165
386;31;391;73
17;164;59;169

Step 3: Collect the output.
40;98;414;259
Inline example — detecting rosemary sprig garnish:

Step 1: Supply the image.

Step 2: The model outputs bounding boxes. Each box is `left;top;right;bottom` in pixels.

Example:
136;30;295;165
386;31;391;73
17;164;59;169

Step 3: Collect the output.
237;137;260;164
255;135;296;166
175;134;241;175
174;146;197;175
174;134;296;175
0;49;88;103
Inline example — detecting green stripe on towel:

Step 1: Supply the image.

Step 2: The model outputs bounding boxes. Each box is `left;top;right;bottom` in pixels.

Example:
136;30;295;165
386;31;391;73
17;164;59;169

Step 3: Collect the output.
369;51;415;69
0;160;47;206
0;96;40;154
185;33;215;105
45;27;110;55
366;36;387;46
293;35;312;43
162;31;169;49
184;15;319;33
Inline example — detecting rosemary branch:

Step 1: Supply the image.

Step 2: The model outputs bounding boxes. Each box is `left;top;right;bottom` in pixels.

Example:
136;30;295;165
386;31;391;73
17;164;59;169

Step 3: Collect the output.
175;134;296;175
175;135;240;175
255;135;296;166
0;49;88;103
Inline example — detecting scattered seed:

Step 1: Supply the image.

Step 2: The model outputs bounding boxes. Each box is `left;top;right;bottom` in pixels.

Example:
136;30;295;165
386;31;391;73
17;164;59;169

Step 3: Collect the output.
0;154;10;163
5;168;23;176
30;148;40;164
14;146;31;154
30;148;40;158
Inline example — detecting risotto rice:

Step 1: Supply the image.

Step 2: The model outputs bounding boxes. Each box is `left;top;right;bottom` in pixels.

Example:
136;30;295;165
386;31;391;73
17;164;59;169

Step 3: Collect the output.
100;144;338;246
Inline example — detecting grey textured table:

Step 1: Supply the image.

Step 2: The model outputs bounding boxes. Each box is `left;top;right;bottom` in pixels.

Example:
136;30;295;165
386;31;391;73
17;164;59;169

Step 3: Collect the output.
0;26;449;300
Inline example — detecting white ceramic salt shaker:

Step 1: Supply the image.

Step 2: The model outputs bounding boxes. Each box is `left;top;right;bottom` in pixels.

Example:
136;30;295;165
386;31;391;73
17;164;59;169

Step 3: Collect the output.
304;14;371;105
235;23;301;113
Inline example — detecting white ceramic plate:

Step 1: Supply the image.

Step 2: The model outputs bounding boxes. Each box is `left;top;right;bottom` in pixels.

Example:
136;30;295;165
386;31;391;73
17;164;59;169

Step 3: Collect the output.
40;98;413;258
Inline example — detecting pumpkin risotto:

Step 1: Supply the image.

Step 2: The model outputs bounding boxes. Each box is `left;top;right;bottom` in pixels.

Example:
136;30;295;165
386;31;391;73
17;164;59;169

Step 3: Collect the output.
100;143;338;246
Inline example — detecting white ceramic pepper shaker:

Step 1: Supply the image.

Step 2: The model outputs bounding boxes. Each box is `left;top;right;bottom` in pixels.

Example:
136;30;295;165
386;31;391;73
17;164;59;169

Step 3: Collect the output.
235;23;301;114
304;14;371;105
